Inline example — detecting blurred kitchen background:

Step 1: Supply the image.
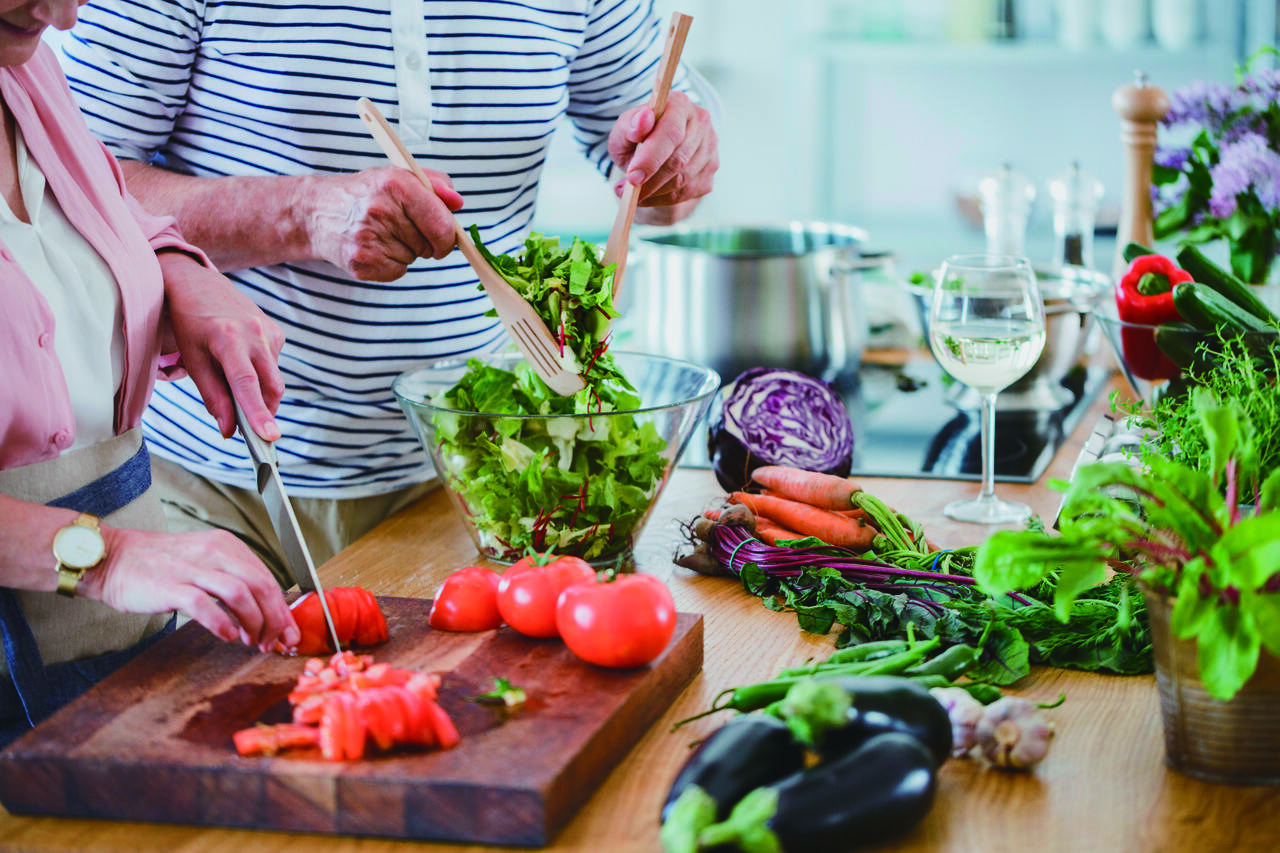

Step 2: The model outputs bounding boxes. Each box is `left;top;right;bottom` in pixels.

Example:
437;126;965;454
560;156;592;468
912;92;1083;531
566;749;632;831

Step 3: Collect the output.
533;0;1279;274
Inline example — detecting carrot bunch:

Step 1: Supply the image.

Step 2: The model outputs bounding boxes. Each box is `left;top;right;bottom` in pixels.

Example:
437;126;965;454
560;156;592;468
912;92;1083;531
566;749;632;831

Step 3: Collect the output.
722;466;875;549
233;650;460;761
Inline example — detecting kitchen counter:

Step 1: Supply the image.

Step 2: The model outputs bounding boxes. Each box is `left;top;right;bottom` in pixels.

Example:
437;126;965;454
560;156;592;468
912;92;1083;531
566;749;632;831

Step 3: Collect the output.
2;377;1278;853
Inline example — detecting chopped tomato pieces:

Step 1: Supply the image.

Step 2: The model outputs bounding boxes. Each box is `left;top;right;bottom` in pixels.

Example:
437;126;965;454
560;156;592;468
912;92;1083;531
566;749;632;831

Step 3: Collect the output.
234;650;460;761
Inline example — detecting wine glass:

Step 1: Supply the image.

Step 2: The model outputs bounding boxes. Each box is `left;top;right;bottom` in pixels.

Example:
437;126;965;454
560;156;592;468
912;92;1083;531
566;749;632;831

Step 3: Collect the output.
928;254;1046;524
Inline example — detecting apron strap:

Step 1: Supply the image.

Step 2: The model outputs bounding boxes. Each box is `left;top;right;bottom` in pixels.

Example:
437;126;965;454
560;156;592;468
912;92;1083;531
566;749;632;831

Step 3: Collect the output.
1;441;154;732
46;441;151;516
0;589;50;728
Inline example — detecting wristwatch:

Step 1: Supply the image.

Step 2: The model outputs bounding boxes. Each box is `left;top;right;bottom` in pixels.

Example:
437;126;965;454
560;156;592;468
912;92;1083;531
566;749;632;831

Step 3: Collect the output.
52;513;106;598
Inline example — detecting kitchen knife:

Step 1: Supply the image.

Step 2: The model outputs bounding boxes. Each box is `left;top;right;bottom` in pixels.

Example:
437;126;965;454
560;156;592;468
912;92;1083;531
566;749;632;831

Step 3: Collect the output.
233;402;343;655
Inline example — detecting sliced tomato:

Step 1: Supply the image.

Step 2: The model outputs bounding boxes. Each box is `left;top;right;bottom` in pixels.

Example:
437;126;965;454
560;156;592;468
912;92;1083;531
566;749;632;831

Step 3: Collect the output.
352;588;389;644
319;695;345;761
362;692;398;751
233;723;320;756
420;700;460;750
289;593;331;656
341;693;366;761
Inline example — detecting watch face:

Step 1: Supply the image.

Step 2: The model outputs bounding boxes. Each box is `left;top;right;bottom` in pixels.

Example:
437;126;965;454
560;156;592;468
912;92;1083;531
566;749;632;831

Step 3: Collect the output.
54;524;105;569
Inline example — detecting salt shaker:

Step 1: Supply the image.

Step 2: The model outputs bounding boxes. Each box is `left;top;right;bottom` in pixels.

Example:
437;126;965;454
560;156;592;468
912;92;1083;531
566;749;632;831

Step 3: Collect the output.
1048;161;1104;270
978;163;1036;257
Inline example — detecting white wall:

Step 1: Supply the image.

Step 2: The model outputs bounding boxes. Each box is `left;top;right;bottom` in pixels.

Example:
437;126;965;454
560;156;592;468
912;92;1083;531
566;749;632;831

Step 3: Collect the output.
533;0;1268;269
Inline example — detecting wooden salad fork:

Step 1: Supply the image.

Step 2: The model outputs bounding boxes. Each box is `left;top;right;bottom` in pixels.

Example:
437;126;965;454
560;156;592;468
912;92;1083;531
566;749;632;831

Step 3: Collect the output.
355;97;586;396
603;11;694;303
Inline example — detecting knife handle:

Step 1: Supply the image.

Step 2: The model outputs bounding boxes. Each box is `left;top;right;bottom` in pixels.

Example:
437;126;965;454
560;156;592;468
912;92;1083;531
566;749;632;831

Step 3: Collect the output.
234;400;278;467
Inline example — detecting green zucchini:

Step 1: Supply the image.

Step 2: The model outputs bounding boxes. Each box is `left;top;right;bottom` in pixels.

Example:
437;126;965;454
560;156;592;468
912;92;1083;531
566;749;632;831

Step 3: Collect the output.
1153;322;1217;372
1176;245;1278;324
1172;282;1275;334
1122;241;1158;263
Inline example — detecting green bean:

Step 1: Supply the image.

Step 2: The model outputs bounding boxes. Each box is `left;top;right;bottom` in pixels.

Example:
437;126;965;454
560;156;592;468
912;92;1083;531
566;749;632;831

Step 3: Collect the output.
779;640;909;677
903;644;982;681
962;682;1004;705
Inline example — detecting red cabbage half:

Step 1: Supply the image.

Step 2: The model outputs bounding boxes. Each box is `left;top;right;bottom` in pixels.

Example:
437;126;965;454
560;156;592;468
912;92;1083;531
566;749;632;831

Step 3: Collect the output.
708;367;854;493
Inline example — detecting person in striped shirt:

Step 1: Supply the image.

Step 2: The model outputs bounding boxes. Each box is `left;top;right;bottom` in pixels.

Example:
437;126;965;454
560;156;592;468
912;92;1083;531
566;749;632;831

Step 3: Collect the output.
53;0;718;586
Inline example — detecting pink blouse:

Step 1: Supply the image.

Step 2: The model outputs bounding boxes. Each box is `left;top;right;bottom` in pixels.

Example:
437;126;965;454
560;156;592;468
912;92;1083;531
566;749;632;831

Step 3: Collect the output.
0;44;210;471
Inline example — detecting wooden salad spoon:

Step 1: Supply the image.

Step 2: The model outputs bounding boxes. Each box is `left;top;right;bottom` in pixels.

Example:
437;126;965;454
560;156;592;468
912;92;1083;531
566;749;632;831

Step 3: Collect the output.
356;97;586;396
603;11;694;303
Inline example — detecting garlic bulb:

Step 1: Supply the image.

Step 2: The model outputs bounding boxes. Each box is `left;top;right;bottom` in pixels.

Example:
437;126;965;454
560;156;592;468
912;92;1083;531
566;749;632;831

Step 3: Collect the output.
930;687;986;758
976;697;1054;770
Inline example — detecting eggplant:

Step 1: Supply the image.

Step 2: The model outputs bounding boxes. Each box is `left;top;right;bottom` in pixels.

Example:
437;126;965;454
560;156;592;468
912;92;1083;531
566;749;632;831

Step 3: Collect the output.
661;713;807;823
820;676;952;766
699;733;937;852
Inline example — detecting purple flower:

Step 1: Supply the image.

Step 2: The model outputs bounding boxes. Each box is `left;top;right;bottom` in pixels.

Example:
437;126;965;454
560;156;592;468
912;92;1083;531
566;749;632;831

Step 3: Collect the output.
1208;132;1280;218
1163;81;1248;130
1155;146;1190;171
1242;68;1280;101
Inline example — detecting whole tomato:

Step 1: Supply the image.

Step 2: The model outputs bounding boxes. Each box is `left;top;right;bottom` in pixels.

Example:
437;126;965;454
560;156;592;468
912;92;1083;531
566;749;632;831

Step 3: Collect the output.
497;554;595;638
555;574;676;668
429;566;503;632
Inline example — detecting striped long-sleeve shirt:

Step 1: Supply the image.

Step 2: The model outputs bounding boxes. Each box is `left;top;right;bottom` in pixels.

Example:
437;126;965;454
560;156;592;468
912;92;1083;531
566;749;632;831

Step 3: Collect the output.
53;0;686;498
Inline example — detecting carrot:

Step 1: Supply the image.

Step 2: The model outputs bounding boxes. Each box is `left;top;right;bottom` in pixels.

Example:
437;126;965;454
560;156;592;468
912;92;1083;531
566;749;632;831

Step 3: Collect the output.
751;466;860;510
728;492;875;549
753;517;803;546
834;508;866;521
703;508;722;521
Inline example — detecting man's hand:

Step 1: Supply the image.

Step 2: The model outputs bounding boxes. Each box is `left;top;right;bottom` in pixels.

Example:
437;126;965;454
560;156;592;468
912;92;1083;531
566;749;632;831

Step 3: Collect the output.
301;166;464;282
157;252;286;441
607;91;718;218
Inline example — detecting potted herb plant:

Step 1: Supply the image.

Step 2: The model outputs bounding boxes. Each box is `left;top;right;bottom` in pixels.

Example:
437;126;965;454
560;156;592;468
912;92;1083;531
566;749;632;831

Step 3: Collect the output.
974;383;1280;784
1153;49;1280;291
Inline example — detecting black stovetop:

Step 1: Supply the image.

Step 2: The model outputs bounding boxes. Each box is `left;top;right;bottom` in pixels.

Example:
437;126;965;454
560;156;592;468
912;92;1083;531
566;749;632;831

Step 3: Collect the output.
685;362;1109;484
837;362;1109;483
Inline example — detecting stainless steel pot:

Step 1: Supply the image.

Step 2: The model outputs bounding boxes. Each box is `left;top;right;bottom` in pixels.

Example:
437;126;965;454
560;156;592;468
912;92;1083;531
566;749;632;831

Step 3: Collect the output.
614;222;877;383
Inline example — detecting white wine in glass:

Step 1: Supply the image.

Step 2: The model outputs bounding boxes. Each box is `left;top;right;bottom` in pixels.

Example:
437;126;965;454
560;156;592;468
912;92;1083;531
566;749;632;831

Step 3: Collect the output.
928;254;1046;524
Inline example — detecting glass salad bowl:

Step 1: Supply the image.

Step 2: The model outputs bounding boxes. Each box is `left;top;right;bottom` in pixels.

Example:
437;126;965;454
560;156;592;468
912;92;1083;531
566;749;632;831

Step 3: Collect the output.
394;351;719;567
1091;298;1279;403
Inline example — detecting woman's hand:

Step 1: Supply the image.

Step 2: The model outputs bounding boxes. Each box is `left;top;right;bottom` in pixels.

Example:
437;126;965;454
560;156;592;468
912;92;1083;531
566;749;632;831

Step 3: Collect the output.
82;526;300;652
157;252;286;441
608;91;718;215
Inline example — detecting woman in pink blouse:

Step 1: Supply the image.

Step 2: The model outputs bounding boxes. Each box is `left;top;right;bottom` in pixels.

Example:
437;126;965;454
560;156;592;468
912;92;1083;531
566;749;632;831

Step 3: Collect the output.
0;0;298;744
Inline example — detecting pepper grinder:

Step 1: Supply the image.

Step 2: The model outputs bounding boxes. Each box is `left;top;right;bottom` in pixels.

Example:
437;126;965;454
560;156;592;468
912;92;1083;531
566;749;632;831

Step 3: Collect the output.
978;163;1036;257
1048;161;1105;270
1112;71;1169;281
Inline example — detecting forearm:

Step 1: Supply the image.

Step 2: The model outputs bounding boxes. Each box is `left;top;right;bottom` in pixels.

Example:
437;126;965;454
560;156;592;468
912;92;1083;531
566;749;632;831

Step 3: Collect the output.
119;159;321;272
0;495;107;592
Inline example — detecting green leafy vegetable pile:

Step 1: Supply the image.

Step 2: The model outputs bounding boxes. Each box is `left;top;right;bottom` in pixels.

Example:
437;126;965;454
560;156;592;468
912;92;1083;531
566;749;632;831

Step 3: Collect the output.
680;501;1152;685
430;232;669;562
734;546;1151;685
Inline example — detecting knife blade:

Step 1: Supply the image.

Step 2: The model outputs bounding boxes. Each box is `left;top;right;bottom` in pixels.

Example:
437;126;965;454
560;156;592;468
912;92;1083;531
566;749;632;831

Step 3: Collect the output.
233;403;343;655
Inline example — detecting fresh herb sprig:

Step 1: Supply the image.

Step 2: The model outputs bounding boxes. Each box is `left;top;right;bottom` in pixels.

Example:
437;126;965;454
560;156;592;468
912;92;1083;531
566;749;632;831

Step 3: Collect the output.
1123;331;1280;480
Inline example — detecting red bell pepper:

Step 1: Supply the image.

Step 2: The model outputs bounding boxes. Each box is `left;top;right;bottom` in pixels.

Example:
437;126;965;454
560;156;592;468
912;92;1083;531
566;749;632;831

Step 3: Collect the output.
1114;254;1192;380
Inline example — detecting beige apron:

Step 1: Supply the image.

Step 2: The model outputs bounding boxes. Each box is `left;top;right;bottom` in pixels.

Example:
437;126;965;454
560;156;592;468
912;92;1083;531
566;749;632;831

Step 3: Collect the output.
0;428;170;676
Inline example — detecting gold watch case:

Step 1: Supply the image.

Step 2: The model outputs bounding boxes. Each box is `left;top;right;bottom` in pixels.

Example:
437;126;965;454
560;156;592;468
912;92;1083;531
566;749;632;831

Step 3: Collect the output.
53;513;105;597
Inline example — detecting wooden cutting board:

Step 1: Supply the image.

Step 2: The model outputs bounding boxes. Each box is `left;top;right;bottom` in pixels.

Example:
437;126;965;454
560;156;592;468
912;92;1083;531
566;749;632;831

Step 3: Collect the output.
0;597;703;846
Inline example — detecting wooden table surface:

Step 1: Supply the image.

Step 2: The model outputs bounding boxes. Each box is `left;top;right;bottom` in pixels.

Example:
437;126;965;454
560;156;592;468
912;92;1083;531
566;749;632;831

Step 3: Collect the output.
3;376;1279;853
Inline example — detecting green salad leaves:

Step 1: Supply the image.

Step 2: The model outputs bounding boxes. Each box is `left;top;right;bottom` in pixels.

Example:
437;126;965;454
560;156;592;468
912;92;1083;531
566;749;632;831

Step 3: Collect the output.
431;232;669;562
469;225;627;389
